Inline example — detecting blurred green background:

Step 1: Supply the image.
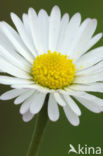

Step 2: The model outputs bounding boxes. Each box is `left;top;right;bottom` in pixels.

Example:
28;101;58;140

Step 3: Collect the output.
0;0;103;155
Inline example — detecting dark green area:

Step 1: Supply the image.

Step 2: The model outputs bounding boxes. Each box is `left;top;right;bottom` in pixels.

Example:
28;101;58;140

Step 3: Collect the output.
0;0;103;155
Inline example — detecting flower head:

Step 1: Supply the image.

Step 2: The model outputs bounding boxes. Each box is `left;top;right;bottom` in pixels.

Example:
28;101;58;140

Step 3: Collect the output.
31;50;75;89
0;6;103;126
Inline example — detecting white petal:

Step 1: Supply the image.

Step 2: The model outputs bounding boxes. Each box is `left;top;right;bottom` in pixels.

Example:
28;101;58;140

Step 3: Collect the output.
82;33;103;54
1;21;34;64
0;76;33;85
48;94;59;121
30;92;46;114
28;8;39;53
63;95;81;116
14;90;34;104
22;111;34;122
59;88;81;95
22;14;36;54
0;89;26;100
65;91;103;107
0;44;30;72
11;84;50;93
61;13;81;54
76;61;103;76
76;47;103;71
0;27;31;68
57;13;69;52
54;92;66;106
74;72;103;84
37;9;49;53
22;14;31;35
0;28;15;51
63;104;80;126
0;56;31;79
20;94;35;114
70;19;97;61
49;5;61;51
76;97;101;113
69;83;103;93
11;13;36;57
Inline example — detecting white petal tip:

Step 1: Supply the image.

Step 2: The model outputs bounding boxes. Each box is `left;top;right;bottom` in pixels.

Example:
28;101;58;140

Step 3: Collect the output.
22;117;29;122
22;13;26;16
29;7;34;11
22;111;34;122
28;8;35;13
63;13;69;18
70;119;80;126
100;107;103;112
49;117;59;122
92;18;97;22
30;108;39;115
10;12;14;16
39;9;45;14
72;122;80;126
22;116;33;122
92;19;97;26
53;5;59;9
0;22;4;27
78;112;82;116
52;5;60;12
19;108;25;115
14;101;19;105
10;12;16;19
38;9;48;17
100;33;103;37
75;12;81;17
0;96;6;100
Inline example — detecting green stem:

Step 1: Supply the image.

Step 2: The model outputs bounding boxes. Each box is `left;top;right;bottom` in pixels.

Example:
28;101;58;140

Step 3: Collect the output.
26;94;49;156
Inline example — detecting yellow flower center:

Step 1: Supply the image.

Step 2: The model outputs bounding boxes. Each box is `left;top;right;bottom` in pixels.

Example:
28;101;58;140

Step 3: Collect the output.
31;50;75;89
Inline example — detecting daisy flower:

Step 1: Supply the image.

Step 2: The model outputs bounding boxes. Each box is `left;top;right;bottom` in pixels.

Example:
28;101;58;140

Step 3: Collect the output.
0;5;103;126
